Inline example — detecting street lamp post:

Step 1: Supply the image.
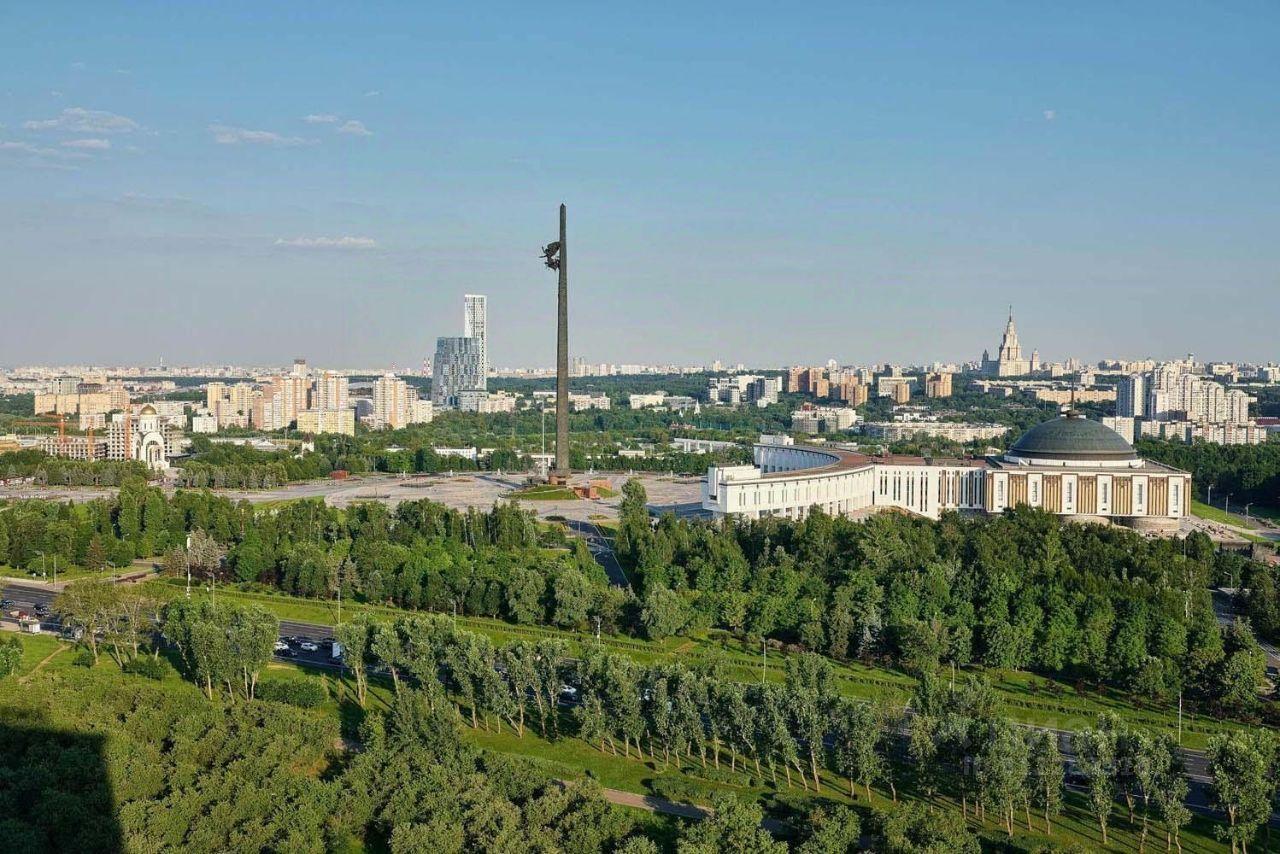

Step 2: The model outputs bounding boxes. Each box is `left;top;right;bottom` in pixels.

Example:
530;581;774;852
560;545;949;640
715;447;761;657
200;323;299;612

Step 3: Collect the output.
185;534;192;599
1225;494;1232;516
37;550;45;582
1206;485;1213;509
1245;502;1253;520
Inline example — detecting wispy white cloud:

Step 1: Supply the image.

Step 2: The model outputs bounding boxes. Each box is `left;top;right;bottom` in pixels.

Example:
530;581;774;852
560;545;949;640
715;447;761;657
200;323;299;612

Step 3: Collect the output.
208;124;315;147
0;139;90;167
1;140;57;155
1043;109;1056;121
24;107;139;134
62;138;111;150
274;235;377;249
113;192;224;219
303;113;339;124
363;90;380;97
336;119;372;137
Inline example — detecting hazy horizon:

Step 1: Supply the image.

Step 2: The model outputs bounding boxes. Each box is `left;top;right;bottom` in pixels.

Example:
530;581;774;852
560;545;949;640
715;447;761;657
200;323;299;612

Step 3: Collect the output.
2;3;1277;368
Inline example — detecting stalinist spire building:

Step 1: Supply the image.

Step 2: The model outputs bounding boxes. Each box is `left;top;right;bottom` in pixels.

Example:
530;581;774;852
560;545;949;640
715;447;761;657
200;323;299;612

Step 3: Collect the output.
982;308;1038;376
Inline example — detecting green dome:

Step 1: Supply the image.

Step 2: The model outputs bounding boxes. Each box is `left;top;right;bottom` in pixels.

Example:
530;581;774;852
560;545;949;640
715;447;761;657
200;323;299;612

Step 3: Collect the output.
1007;413;1136;462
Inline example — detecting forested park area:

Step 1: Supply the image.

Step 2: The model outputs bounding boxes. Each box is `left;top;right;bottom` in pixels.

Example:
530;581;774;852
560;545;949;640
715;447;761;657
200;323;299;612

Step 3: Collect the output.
3;589;1273;853
4;476;1280;715
1138;438;1280;514
5;476;1280;849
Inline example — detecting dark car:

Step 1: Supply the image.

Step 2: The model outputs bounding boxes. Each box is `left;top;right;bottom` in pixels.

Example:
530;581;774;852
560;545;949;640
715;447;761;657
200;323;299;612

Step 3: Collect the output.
277;648;297;658
34;603;50;615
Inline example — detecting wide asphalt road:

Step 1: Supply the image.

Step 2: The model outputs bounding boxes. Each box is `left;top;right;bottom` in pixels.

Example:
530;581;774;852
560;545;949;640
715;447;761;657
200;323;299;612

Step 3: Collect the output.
564;519;630;589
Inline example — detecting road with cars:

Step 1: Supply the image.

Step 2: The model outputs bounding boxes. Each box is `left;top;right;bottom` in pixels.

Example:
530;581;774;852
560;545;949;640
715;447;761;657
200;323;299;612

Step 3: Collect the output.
564;518;630;589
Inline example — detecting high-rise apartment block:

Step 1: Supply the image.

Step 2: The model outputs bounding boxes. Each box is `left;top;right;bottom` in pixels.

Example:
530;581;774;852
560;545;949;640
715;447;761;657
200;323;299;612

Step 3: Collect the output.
313;370;349;412
1117;374;1145;418
433;337;485;407
463;294;488;385
924;372;953;399
434;294;489;408
1122;358;1261;444
373;373;414;429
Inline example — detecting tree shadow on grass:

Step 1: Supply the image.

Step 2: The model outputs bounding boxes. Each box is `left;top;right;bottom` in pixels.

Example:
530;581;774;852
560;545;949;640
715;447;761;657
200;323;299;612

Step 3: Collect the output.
0;705;124;853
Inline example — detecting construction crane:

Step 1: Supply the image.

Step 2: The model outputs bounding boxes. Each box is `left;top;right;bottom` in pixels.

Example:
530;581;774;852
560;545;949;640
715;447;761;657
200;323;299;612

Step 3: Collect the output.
13;413;68;455
13;413;104;460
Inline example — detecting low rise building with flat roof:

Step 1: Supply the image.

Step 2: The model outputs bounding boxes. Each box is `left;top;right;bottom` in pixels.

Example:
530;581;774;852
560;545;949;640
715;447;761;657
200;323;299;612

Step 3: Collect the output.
704;412;1189;532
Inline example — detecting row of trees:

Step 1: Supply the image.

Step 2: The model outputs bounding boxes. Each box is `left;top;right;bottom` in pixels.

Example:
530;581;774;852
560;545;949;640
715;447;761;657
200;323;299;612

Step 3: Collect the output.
161;599;279;700
51;578;279;699
0;449;153;487
38;576;1274;852
1138;436;1280;510
8;475;1276;722
618;481;1273;714
225;603;1280;850
0;479;252;571
328;613;1072;836
53;578;160;666
291;612;1280;850
3;487;624;635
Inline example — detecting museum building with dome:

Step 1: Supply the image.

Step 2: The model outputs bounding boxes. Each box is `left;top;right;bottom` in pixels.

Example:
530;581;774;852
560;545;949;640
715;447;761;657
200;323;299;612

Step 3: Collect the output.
702;412;1191;532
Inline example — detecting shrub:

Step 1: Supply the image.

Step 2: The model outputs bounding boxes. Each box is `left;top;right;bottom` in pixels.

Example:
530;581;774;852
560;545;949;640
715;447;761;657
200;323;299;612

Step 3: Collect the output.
646;776;714;805
257;678;329;708
72;650;96;668
123;656;171;680
689;766;754;786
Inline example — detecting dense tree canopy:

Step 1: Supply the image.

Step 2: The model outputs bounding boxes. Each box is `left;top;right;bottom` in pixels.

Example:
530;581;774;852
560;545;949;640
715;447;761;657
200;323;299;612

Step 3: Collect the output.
618;495;1270;715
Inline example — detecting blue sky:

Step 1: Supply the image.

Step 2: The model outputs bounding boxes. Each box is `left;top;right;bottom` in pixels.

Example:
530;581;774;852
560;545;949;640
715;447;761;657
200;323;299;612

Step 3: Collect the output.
2;2;1277;368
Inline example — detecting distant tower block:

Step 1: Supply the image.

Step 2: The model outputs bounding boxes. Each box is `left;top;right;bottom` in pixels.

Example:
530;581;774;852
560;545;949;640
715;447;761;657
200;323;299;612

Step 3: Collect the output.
542;204;570;484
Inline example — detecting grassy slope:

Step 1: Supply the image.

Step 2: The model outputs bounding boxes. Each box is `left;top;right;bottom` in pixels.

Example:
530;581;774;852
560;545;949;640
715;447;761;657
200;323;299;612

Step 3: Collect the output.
1191;499;1262;530
141;579;1245;749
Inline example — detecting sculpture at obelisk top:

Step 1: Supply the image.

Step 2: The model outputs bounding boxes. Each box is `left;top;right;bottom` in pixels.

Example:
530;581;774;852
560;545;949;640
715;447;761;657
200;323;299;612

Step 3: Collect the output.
542;204;570;484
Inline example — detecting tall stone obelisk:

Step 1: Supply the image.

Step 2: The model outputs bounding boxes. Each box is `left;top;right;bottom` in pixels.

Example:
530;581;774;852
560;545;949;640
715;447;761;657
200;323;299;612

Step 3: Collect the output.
544;204;570;484
552;201;568;481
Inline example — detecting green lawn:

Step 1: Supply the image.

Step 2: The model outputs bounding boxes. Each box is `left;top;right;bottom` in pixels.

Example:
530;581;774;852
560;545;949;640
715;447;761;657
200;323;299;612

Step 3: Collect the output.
511;484;580;500
1;558;158;584
8;632;68;677
1191;499;1261;529
142;579;1246;749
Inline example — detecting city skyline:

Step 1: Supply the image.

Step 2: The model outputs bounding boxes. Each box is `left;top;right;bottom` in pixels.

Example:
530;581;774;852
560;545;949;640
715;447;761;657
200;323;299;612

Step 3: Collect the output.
3;4;1278;366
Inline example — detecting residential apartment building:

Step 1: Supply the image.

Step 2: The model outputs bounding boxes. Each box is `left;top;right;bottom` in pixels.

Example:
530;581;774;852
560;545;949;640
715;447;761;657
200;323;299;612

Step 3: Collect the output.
297;407;356;436
924;373;953;399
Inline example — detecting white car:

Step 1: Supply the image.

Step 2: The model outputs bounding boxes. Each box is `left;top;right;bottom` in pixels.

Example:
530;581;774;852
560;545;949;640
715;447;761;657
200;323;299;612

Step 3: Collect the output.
299;641;318;652
273;641;289;652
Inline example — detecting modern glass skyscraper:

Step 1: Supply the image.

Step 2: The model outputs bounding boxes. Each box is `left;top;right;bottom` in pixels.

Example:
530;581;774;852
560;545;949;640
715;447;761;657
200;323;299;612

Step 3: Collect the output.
463;293;487;388
432;336;484;407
